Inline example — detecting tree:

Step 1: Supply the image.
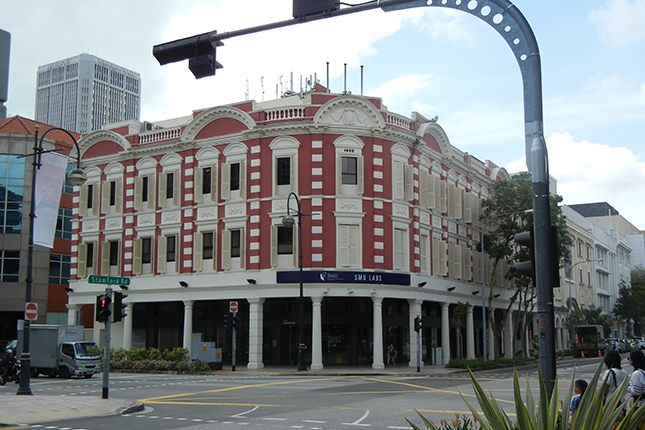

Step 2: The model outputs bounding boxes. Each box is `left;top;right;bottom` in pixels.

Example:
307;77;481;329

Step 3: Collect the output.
613;267;645;334
478;172;572;359
450;302;471;359
565;305;612;338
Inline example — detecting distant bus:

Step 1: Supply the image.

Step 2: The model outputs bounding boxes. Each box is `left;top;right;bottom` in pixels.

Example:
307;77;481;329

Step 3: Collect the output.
574;325;606;357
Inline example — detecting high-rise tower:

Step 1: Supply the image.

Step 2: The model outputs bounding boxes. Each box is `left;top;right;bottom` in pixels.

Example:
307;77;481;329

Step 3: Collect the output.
35;53;140;133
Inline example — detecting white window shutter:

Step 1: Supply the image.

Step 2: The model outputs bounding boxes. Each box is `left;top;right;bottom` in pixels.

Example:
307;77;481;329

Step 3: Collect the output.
447;185;455;217
101;181;110;214
462;247;472;281
419;171;429;208
211;164;218;202
463;192;472;223
134;177;143;211
239;162;246;199
453;188;463;220
404;164;414;202
393;161;404;200
115;179;123;213
433;239;447;276
221;230;231;270
158;236;167;274
194;167;203;204
357;156;364;195
290;156;297;194
348;225;359;267
221;163;230;201
79;185;88;216
193;232;203;272
132;238;142;275
173;171;180;207
339;225;349;267
473;251;481;283
77;243;87;279
101;241;110;275
428;176;436;209
158;173;167;208
438;180;447;213
270;224;277;268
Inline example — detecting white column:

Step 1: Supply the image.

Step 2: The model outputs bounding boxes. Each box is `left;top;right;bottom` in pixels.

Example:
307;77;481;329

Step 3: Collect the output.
504;311;513;358
466;304;475;360
123;302;133;350
408;299;423;368
441;302;450;365
372;296;384;369
311;296;323;370
247;297;265;369
182;300;193;356
66;303;80;325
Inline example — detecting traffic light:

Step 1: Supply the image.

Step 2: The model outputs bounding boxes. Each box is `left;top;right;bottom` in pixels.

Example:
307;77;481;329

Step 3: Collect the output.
95;294;111;323
113;291;128;323
153;31;224;79
293;0;339;18
232;313;239;328
414;316;422;332
513;230;535;279
549;225;560;288
223;313;230;329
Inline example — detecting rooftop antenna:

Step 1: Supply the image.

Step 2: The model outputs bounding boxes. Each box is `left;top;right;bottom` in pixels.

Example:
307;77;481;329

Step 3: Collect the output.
261;76;264;101
326;62;330;93
360;65;364;95
245;79;249;101
290;72;293;92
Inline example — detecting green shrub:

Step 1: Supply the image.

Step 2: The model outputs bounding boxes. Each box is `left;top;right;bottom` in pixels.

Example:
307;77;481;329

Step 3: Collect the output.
162;347;190;362
447;357;536;371
407;362;645;430
108;346;209;373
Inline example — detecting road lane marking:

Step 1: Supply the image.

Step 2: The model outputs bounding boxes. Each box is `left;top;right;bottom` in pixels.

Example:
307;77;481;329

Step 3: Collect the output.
230;405;260;418
343;409;371;426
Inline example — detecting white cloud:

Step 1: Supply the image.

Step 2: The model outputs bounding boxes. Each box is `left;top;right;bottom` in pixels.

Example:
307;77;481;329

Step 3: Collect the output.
507;132;645;229
368;73;435;111
589;0;645;47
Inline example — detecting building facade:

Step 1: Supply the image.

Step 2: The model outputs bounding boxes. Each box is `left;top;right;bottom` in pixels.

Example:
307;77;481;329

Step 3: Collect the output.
0;116;93;345
35;53;141;134
68;88;520;368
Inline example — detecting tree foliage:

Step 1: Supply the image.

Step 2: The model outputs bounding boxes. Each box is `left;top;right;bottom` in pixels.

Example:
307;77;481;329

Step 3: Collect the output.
478;172;573;358
613;267;645;332
565;305;613;336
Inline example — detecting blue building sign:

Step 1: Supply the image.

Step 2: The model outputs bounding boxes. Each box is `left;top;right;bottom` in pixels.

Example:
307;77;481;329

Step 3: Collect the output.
277;270;410;286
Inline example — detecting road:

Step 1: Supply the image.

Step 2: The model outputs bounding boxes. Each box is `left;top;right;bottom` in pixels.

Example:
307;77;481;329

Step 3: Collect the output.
0;358;606;430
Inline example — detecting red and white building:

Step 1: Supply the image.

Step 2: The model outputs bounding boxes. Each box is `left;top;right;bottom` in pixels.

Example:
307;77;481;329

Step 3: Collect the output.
68;85;516;368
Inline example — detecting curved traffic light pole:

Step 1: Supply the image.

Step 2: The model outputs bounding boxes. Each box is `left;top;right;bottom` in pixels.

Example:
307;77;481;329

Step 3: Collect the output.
155;0;555;396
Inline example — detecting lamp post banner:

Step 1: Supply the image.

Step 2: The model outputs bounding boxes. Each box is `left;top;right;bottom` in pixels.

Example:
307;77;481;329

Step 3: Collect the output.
34;151;67;248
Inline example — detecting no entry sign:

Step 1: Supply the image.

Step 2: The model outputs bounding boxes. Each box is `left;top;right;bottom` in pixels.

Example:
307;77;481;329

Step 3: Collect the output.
25;302;38;321
229;301;238;313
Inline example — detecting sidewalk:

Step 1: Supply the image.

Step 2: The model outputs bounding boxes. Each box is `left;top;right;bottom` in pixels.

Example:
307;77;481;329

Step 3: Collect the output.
0;359;566;426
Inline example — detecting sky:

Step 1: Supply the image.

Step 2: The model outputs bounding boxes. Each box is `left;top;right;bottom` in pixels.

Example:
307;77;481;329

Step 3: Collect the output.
2;0;645;229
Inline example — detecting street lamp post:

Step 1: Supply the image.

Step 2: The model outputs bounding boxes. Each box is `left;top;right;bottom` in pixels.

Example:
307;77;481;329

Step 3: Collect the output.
17;126;87;395
282;192;307;371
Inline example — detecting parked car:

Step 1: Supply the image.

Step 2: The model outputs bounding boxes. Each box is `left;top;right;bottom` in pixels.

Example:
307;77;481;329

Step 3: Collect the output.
635;336;645;349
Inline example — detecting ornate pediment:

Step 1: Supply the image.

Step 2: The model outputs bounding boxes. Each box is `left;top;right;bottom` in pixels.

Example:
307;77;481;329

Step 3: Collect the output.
314;96;385;129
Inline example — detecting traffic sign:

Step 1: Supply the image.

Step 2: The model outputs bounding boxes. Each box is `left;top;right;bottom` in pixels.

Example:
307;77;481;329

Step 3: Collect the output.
229;301;238;313
25;302;38;321
88;275;131;286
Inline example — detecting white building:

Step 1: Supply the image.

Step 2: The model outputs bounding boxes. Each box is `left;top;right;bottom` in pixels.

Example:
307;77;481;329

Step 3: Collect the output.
35;53;140;134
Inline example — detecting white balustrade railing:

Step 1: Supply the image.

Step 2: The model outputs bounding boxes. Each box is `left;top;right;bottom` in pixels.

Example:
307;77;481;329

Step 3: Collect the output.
265;107;306;121
386;113;413;131
139;127;182;144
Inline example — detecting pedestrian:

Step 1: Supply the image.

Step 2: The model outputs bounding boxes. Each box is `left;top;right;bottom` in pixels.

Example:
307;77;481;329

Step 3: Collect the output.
387;344;397;365
625;349;645;411
570;379;587;420
602;349;628;402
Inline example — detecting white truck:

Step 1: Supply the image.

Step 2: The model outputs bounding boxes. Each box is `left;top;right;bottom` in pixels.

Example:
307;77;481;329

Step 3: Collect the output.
27;324;101;378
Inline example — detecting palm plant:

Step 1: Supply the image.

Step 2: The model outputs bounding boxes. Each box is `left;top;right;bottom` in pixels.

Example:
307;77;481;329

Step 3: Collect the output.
407;363;645;430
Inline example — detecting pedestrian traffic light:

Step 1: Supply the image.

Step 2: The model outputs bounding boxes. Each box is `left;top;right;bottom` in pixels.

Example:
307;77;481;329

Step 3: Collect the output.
95;294;111;323
513;230;535;279
223;313;230;329
414;316;422;332
153;31;224;79
113;291;128;323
